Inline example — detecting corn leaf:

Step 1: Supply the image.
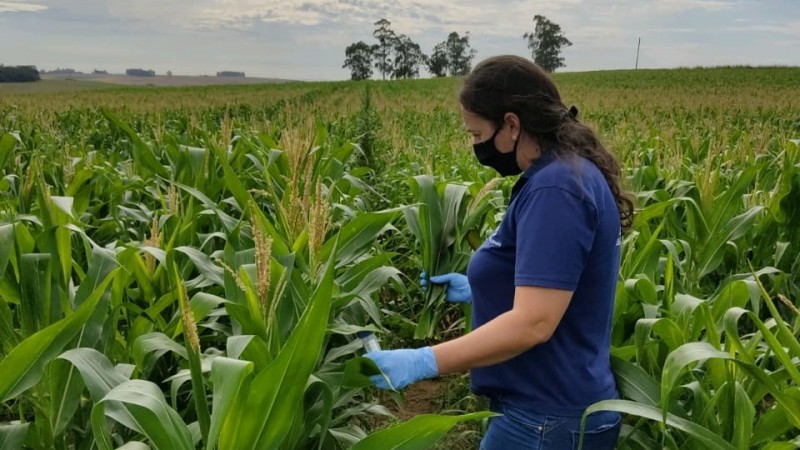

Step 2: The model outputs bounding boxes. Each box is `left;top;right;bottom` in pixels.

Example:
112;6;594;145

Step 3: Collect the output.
732;382;755;450
18;253;51;335
582;400;735;450
350;412;494;450
50;246;118;434
0;268;117;402
102;109;170;178
117;443;151;450
218;245;336;450
318;209;401;267
91;380;193;450
57;348;128;401
660;342;732;422
0;133;18;172
206;357;254;450
0;422;29;450
0;224;13;278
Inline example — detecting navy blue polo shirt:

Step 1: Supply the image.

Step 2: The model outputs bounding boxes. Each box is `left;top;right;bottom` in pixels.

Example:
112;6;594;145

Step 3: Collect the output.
466;151;621;415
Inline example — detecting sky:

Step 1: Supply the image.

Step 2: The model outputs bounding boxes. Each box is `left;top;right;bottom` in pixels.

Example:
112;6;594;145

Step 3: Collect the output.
1;0;798;81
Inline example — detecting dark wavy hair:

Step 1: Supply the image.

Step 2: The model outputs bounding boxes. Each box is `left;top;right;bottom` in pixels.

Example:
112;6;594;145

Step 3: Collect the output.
459;55;634;232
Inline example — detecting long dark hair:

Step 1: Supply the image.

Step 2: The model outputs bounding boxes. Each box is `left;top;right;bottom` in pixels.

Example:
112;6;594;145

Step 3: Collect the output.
459;55;634;232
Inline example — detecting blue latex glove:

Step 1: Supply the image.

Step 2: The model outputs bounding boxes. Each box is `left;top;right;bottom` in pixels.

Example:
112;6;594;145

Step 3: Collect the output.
420;271;473;304
365;347;438;390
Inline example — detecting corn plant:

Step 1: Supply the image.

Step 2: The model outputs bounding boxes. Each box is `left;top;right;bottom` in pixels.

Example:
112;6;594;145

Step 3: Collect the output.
0;115;490;449
402;174;502;340
2;66;799;449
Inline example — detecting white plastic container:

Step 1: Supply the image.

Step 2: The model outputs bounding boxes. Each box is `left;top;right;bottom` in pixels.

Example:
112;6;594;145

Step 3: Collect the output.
357;331;381;353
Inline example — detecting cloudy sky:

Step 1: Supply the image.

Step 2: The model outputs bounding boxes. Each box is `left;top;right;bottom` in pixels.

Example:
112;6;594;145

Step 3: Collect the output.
1;0;798;80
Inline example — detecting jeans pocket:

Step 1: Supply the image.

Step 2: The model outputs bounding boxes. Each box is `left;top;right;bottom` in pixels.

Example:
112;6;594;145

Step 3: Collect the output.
571;412;621;450
499;404;547;431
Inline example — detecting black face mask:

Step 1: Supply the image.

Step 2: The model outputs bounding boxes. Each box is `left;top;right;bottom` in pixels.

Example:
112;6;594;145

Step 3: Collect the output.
473;126;522;176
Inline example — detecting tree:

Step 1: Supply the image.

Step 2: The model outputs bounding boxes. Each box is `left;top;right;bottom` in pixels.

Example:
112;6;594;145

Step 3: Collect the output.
524;15;572;72
444;32;477;76
343;41;374;81
428;31;477;77
425;33;476;77
392;34;426;79
426;42;448;77
372;18;396;80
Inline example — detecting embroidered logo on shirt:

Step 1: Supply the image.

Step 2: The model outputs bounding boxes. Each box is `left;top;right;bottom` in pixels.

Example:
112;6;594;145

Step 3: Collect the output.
486;232;502;248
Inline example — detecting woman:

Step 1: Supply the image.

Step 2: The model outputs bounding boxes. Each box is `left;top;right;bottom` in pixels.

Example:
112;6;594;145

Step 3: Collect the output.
366;55;634;450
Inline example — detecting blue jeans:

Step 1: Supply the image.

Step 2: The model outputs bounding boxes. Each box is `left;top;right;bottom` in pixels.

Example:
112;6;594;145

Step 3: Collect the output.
480;399;621;450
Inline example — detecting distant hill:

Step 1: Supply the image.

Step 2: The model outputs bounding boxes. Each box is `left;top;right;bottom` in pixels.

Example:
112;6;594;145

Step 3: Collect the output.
40;73;294;87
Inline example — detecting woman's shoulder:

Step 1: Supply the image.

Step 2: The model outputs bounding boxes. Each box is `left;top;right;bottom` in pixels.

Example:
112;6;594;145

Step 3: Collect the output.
528;154;603;194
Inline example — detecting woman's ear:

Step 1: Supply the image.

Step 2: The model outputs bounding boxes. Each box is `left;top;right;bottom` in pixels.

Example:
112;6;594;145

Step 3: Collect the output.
503;112;521;136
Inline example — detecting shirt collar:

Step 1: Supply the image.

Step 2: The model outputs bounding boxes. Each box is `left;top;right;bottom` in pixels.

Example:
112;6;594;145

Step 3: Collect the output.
511;148;557;201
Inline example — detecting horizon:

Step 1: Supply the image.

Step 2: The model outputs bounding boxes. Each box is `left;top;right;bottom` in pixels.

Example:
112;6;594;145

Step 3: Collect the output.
26;63;800;83
1;1;799;81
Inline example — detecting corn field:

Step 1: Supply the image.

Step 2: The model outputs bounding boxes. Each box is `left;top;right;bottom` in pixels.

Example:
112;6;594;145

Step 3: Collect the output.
1;66;799;449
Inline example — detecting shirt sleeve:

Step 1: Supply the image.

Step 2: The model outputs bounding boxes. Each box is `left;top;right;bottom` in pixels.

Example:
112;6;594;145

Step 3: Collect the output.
513;187;598;291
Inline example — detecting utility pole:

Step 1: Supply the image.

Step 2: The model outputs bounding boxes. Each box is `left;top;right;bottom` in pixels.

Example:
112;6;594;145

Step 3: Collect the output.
635;37;641;69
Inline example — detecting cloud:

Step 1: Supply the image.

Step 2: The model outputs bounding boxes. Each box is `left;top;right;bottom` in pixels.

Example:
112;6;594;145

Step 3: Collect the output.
188;0;585;36
723;21;800;37
649;0;740;13
193;0;447;31
0;0;46;13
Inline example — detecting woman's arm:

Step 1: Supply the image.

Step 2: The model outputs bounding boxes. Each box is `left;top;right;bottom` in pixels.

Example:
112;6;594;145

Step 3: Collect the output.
432;285;572;375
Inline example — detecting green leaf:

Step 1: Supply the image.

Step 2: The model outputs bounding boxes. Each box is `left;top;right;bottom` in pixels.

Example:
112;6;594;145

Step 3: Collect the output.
206;357;254;450
57;348;129;402
133;332;188;372
174;246;224;286
351;412;494;450
752;402;794;446
50;196;75;220
342;357;383;388
0;422;29;450
302;377;335;450
19;253;52;335
172;181;239;234
50;246;118;434
762;443;799;450
0;224;13;279
117;442;151;450
0;133;18;172
632;197;682;229
724;307;800;386
624;276;658;305
173;292;229;338
697;206;764;278
610;356;660;406
581;400;735;450
102;109;169;178
660;342;732;422
219;245;337;450
0;268;117;402
318;209;401;267
91;380;194;450
732;382;755;450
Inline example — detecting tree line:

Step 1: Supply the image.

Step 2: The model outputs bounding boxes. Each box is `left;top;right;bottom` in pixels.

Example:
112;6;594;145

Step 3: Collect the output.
343;19;477;81
0;65;40;83
343;15;572;81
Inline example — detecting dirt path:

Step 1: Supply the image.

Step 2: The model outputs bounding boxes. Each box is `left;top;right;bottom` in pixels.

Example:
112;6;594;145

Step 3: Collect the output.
391;379;445;420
